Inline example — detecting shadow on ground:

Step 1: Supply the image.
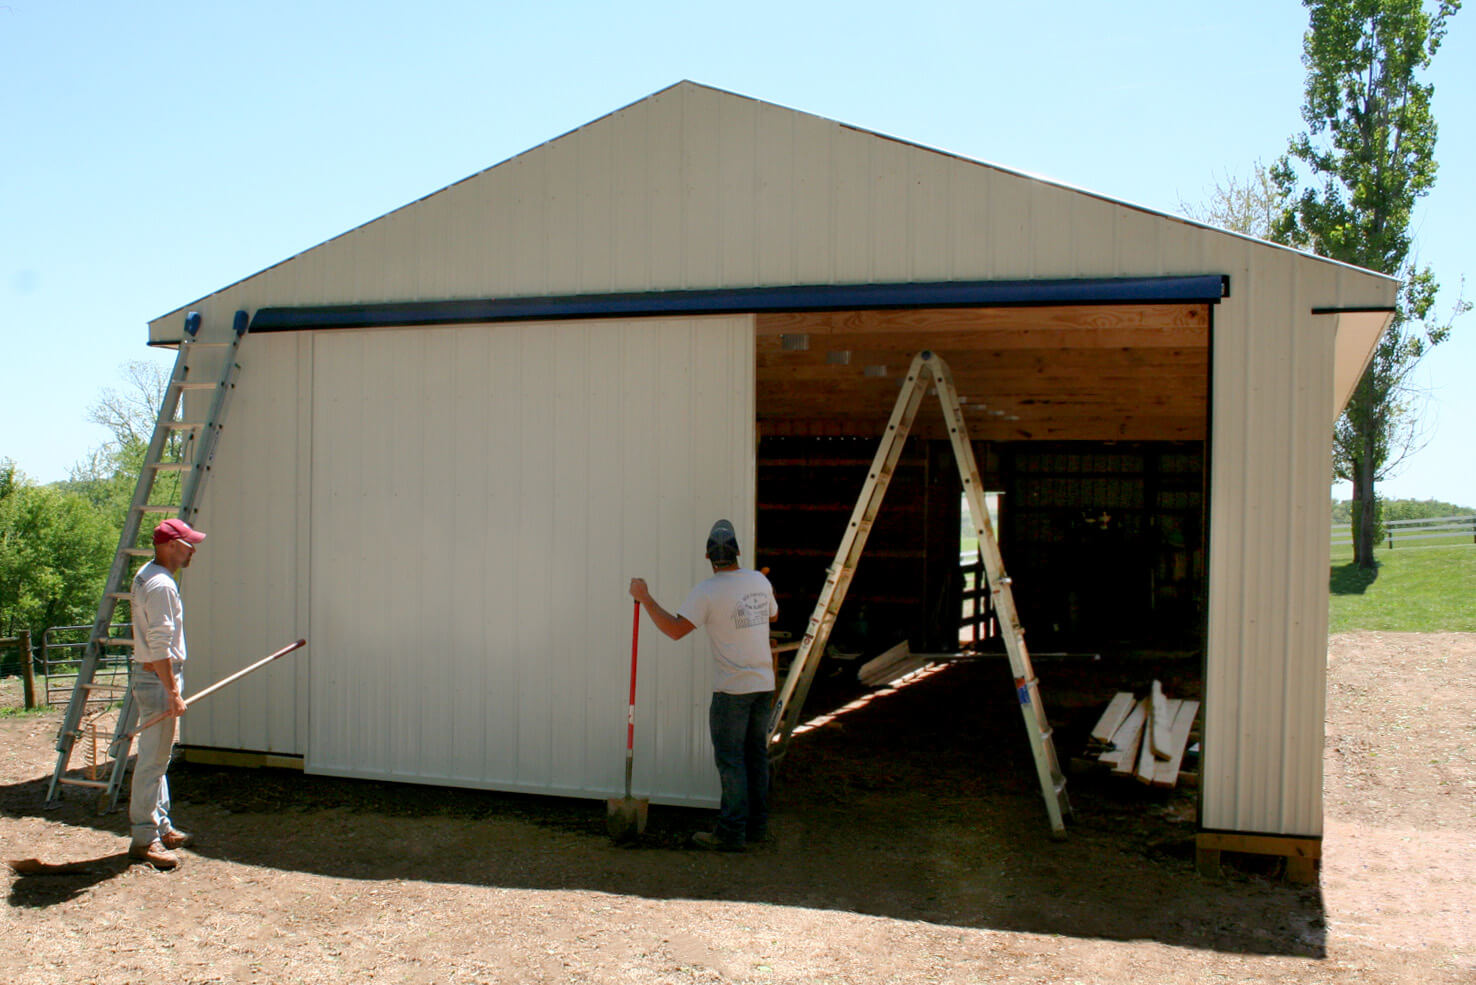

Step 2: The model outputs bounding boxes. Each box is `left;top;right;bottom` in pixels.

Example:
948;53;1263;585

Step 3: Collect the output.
1330;561;1379;595
7;853;133;908
3;659;1324;957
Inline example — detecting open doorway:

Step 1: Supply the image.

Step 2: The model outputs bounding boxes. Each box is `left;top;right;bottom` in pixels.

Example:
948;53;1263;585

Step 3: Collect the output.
959;490;1003;647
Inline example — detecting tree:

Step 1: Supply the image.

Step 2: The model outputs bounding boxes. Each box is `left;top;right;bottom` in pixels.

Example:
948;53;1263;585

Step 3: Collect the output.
0;360;175;642
63;357;176;524
1272;0;1469;568
1178;161;1289;239
0;462;117;639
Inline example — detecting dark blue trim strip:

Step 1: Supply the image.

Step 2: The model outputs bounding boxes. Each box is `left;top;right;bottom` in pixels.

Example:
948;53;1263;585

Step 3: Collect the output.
1309;306;1397;315
248;275;1227;332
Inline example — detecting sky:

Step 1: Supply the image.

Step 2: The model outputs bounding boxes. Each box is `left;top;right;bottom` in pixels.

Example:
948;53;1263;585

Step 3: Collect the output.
3;1;1472;505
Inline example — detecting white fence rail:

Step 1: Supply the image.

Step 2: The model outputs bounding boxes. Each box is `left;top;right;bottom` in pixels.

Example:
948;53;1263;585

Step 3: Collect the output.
1330;514;1476;549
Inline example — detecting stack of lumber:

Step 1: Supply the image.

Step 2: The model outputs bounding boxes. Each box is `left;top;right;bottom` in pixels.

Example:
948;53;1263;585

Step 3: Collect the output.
1088;681;1199;788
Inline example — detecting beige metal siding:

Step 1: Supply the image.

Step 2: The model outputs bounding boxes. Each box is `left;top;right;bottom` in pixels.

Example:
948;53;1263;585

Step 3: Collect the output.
1203;258;1350;836
151;81;1398;833
303;315;752;804
182;332;312;755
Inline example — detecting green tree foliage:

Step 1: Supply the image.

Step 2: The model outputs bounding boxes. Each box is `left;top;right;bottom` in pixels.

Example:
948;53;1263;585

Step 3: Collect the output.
0;360;175;644
1381;497;1476;520
1273;0;1469;568
0;460;117;639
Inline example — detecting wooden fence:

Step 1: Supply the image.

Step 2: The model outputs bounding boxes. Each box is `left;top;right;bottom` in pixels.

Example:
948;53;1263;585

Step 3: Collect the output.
1330;514;1476;550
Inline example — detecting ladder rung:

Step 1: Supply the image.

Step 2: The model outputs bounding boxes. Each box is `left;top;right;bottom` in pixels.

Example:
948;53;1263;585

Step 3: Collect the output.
134;505;178;514
83;682;129;692
57;777;111;789
122;547;153;556
173;381;220;391
147;462;197;472
183;340;234;349
93;637;135;646
163;422;206;431
105;592;132;601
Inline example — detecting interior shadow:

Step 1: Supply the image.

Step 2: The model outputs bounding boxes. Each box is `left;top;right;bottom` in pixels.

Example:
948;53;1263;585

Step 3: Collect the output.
1329;561;1379;595
3;661;1322;957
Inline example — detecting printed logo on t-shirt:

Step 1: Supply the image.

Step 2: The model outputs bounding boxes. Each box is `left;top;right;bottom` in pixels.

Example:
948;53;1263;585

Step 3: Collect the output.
730;592;771;630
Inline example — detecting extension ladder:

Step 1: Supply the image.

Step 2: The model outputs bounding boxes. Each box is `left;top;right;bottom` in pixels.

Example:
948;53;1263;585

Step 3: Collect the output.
45;310;248;809
766;350;1072;839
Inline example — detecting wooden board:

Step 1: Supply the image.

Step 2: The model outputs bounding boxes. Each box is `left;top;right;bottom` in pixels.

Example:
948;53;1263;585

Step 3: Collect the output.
753;303;1209;441
1149;680;1172;760
1089;692;1136;746
1137;698;1180;783
1101;698;1147;773
755;304;1212;341
857;641;911;686
1151;700;1200;788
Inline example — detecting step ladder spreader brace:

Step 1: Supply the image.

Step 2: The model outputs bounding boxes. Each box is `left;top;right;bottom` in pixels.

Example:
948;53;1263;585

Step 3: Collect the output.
45;310;249;810
765;350;1072;840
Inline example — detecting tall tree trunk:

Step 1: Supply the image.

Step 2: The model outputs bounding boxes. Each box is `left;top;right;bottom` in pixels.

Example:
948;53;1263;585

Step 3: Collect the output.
1354;428;1379;569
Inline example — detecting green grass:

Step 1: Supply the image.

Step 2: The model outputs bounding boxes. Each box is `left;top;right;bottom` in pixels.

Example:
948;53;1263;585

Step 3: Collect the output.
1329;543;1476;632
0;704;52;718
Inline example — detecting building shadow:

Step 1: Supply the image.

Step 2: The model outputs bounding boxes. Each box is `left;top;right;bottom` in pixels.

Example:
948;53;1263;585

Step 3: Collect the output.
1;662;1324;958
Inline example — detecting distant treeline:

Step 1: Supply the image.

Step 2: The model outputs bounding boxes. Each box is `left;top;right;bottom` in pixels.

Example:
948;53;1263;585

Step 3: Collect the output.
1331;498;1475;525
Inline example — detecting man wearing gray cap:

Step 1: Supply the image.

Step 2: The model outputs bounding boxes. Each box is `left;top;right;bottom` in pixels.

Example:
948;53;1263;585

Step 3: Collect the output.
127;517;206;870
630;519;778;851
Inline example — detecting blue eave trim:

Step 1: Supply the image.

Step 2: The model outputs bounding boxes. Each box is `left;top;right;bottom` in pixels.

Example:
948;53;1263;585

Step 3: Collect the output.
248;275;1228;332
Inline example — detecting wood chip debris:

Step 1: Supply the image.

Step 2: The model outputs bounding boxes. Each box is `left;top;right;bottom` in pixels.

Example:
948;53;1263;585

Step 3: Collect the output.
1087;681;1199;788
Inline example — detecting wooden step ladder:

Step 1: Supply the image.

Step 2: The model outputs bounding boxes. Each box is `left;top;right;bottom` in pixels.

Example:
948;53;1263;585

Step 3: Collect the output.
766;350;1072;839
45;310;248;809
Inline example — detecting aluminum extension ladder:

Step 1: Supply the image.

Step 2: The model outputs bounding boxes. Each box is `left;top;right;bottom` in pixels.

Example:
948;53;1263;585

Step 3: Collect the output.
766;350;1072;839
45;310;248;809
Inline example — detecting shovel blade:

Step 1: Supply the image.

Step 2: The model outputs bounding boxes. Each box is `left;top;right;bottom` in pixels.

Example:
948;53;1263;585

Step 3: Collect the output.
606;796;650;844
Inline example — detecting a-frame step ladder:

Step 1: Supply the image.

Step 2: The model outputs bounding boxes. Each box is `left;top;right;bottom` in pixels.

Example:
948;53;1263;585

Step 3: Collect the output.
45;310;248;809
767;350;1072;839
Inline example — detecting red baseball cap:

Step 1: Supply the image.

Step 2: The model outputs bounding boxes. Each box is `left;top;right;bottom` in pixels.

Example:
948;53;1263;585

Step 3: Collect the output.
153;518;207;546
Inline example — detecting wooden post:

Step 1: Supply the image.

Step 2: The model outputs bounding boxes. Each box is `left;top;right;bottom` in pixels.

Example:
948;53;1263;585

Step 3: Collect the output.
20;629;36;710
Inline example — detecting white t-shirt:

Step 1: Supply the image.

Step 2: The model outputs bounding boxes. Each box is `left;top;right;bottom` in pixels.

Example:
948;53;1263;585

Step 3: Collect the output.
677;568;778;694
131;562;187;665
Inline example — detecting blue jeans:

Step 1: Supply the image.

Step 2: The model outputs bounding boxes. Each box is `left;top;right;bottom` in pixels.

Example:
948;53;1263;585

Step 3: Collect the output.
709;690;773;847
129;668;180;848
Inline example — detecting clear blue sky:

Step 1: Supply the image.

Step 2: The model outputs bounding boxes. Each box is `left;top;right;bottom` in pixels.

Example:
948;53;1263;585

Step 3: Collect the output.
3;1;1472;504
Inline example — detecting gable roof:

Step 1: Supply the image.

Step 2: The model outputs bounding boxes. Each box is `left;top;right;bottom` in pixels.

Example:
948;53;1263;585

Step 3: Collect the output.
148;81;1394;432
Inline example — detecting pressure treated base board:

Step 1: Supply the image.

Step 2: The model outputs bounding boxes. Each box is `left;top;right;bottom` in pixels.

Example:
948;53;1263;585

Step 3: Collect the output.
179;746;305;771
1196;831;1321;884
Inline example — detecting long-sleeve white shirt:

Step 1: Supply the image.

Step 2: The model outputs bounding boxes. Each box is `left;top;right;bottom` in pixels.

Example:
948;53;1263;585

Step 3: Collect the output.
130;562;187;665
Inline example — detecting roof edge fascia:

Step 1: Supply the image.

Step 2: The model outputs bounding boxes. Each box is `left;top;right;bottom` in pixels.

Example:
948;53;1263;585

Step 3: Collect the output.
243;275;1228;333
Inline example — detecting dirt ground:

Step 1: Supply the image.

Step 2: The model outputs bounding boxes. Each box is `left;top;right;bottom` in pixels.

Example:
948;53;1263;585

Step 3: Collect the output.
1;632;1471;985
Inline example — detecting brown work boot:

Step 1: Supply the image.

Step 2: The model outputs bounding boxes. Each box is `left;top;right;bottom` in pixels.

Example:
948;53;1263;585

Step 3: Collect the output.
129;841;180;870
160;829;193;850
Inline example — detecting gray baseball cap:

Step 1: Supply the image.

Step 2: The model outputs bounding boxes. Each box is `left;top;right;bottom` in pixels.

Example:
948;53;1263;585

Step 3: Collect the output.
705;519;740;563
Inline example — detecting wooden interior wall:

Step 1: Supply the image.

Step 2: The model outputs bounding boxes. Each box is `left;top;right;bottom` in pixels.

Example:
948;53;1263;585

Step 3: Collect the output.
754;436;965;656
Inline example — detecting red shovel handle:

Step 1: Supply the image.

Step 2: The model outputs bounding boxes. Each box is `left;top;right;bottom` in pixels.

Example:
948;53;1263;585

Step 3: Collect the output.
626;600;640;752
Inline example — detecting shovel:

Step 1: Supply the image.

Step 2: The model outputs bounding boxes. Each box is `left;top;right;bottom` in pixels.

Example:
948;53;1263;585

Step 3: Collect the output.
606;600;649;843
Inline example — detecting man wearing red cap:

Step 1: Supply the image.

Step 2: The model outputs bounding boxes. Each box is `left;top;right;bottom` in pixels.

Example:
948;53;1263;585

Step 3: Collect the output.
127;517;206;869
